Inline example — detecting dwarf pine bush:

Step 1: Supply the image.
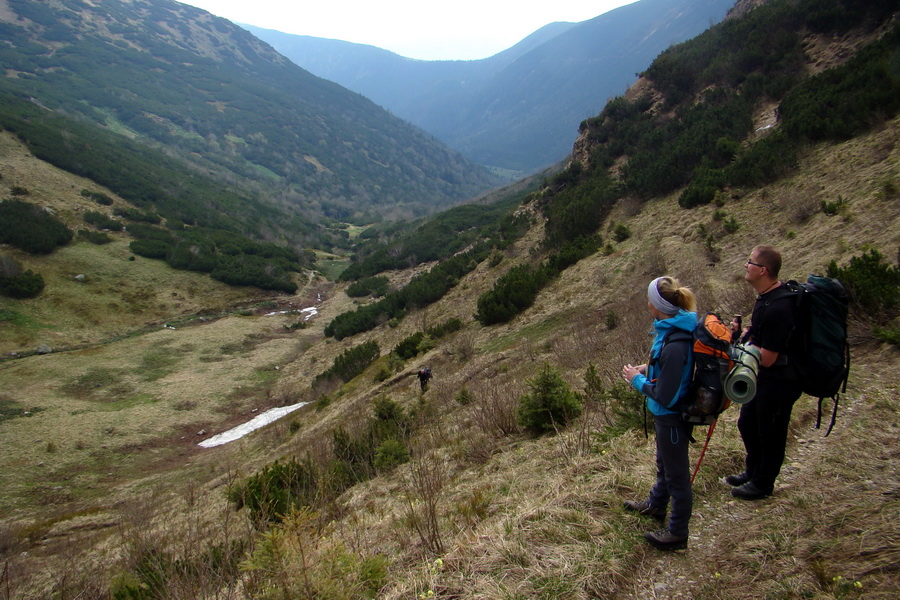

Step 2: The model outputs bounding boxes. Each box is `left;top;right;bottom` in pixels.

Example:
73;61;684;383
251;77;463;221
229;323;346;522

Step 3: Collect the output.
827;249;899;315
517;364;583;435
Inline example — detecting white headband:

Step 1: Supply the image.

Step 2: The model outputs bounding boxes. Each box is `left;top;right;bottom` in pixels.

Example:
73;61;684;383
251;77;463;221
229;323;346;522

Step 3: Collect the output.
648;277;680;315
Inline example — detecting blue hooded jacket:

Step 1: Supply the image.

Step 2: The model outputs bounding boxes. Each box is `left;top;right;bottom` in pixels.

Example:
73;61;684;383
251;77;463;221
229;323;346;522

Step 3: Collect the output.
630;309;696;416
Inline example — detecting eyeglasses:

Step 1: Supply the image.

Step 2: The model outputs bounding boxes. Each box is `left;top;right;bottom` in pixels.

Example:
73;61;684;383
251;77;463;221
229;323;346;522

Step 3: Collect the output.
745;259;765;268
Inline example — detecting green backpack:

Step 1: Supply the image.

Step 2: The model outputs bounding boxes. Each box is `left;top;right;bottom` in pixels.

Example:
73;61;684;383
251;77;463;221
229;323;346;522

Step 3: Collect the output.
779;275;851;436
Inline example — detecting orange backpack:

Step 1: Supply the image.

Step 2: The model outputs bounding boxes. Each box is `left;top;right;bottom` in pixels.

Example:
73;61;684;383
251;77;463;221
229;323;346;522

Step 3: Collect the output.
667;313;735;425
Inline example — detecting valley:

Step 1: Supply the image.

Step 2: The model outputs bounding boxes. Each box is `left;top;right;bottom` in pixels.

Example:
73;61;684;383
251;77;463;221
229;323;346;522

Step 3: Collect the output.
0;0;898;598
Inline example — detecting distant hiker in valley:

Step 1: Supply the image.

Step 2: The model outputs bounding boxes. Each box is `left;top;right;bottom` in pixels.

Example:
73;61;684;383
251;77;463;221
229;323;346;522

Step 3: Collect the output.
621;276;697;551
725;245;803;500
417;366;432;391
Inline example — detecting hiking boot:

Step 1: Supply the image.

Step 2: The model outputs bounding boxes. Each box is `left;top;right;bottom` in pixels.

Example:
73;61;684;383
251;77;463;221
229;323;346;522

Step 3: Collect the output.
731;481;772;500
644;528;688;551
725;471;751;486
624;500;666;521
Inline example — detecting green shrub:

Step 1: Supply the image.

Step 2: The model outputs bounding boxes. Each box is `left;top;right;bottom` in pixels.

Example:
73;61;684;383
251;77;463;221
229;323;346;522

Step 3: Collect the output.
488;249;504;267
425;317;464;339
285;320;307;331
826;249;899;315
780;26;900;142
78;229;113;245
346;276;389;298
211;254;298;293
340;198;525;280
330;397;411;485
316;340;381;383
394;332;425;360
414;334;436;356
126;224;305;292
874;324;900;346
90;191;114;206
723;216;740;233
475;236;600;326
0;199;73;254
545;235;601;272
517;364;583;435
591;381;646;443
0;269;45;298
612;223;631;242
679;167;727;208
83;210;123;231
542;171;618;247
475;264;555;326
226;458;318;524
373;439;409;472
605;310;620;330
822;195;848;216
455;387;473;405
130;239;170;259
114;207;162;224
372;363;393;382
358;554;390;596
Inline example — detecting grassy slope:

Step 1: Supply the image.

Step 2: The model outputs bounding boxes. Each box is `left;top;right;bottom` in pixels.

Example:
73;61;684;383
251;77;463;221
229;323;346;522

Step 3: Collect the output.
0;131;284;355
0;115;898;598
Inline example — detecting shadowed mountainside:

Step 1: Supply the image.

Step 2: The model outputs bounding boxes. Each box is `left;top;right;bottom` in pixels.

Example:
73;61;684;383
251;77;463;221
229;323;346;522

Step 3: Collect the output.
247;0;736;173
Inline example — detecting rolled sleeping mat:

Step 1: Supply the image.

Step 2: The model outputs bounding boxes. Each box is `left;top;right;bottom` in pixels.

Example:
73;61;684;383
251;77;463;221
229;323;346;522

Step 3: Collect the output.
725;344;761;404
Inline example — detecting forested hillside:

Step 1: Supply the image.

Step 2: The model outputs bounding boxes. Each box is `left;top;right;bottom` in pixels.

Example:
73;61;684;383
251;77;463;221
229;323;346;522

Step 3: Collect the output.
0;0;499;232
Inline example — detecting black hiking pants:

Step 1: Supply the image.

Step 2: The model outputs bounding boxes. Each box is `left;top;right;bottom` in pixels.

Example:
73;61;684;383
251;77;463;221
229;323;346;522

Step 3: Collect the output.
737;373;803;492
648;413;693;537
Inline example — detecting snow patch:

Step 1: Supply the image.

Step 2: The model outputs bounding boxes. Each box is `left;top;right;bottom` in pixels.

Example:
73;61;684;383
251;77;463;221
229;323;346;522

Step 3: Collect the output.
265;306;318;320
198;402;308;448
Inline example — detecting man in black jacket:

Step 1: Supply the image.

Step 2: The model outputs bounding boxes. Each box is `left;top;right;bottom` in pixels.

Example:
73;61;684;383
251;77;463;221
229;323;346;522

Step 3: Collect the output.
727;245;804;500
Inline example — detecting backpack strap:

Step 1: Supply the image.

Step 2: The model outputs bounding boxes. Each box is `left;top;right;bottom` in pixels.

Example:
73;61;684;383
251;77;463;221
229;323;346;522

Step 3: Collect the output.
755;281;805;369
643;328;692;437
649;329;692;368
817;396;838;437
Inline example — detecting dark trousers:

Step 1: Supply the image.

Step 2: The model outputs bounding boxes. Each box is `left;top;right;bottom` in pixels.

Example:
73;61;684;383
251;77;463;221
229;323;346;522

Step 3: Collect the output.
648;413;693;536
737;374;803;492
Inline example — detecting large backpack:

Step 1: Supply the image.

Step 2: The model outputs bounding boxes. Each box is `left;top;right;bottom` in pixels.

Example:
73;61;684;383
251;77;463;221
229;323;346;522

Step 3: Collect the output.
662;313;735;425
777;275;851;435
656;313;758;482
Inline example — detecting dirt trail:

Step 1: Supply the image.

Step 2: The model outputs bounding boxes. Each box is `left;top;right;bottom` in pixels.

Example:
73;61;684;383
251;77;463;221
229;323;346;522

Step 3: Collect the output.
625;367;898;599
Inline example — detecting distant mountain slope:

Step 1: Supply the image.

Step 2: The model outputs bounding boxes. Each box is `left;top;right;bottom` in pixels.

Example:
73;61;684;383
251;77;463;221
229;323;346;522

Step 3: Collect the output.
0;0;499;232
246;0;735;173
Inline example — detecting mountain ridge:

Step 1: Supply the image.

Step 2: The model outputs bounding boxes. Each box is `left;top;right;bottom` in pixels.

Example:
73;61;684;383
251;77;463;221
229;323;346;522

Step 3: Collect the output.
248;0;736;173
0;0;500;231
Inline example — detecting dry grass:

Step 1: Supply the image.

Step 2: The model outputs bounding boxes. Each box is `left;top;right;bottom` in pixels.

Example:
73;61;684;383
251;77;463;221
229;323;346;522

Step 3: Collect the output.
0;133;278;357
1;113;899;599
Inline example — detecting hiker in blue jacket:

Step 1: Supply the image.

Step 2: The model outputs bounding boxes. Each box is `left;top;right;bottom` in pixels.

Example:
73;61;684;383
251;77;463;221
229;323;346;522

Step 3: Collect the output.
621;275;697;550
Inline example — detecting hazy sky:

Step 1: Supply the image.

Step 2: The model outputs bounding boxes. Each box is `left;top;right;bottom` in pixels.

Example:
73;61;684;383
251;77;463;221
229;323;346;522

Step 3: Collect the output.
181;0;640;60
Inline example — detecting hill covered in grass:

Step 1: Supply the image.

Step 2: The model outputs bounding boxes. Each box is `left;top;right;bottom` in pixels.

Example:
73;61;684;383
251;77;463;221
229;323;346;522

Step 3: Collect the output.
0;1;898;598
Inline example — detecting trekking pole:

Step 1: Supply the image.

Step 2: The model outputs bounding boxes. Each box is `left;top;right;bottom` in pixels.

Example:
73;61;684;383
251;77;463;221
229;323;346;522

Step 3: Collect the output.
691;419;718;484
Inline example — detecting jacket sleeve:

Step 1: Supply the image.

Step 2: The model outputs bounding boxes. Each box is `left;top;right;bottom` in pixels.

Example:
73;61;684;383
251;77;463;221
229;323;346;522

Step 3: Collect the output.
632;339;691;409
